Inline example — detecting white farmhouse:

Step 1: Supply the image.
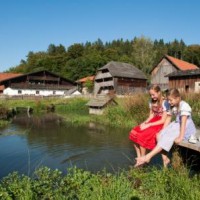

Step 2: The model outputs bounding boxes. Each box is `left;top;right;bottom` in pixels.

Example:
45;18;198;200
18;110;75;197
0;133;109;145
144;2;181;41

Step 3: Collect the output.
0;70;76;96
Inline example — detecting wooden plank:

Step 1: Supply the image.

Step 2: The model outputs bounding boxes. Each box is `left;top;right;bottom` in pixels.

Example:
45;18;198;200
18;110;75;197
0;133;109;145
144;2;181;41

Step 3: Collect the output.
178;140;200;152
178;129;200;152
86;95;113;107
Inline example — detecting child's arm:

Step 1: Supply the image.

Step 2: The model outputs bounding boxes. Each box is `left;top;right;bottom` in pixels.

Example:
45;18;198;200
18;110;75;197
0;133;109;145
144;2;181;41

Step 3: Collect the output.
140;111;171;130
139;110;154;130
174;115;187;144
162;114;172;128
141;109;154;125
156;115;172;141
147;111;168;126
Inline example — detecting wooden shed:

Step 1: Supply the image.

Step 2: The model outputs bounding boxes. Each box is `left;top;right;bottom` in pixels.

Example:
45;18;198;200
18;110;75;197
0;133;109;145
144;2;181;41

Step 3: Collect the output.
86;95;117;115
167;69;200;93
151;55;198;90
94;61;147;95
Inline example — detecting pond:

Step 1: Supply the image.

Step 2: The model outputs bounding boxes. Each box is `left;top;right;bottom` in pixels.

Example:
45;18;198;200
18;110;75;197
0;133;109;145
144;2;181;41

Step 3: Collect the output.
0;113;161;178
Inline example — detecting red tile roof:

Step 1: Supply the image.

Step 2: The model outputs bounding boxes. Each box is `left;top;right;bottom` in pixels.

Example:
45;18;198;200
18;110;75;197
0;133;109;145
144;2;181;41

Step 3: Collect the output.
166;55;198;71
0;73;22;91
76;76;95;83
0;85;5;91
0;73;22;82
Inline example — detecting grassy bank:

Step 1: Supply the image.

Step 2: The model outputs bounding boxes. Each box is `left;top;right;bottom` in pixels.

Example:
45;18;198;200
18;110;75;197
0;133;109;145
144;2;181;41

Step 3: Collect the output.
0;96;145;128
1;93;200;128
55;94;149;128
0;165;199;200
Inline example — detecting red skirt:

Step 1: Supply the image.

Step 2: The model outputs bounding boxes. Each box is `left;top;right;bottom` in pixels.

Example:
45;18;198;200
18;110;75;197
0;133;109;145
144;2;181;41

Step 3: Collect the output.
129;116;164;150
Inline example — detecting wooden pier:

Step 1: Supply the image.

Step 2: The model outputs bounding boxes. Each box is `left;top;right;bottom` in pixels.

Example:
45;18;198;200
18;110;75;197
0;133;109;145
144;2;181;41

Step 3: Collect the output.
178;129;200;152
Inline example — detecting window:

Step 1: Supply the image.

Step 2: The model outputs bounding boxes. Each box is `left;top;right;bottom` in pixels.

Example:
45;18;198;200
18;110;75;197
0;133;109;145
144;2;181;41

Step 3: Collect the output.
18;90;22;94
185;85;189;93
53;91;56;95
36;91;40;94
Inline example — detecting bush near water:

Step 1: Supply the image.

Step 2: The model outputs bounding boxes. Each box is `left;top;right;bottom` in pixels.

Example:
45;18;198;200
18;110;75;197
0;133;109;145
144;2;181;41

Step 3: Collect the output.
0;166;200;200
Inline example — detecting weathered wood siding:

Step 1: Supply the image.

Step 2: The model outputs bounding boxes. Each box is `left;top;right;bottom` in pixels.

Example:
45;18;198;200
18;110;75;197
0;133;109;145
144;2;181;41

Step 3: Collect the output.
94;62;147;95
151;58;177;90
94;76;147;95
94;71;114;95
169;76;200;92
116;77;146;94
89;107;104;115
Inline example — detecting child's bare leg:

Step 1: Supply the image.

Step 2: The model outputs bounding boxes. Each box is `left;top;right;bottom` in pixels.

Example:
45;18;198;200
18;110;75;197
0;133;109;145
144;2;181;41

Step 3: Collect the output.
136;145;163;165
133;146;147;167
133;143;141;158
133;143;142;167
161;151;170;168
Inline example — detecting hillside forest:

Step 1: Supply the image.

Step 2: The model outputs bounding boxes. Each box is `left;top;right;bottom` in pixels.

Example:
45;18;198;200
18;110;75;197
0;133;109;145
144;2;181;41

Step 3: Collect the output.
7;36;200;82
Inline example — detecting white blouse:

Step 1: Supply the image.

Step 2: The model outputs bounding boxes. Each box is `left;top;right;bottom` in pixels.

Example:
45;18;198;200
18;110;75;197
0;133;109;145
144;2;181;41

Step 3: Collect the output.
167;101;192;116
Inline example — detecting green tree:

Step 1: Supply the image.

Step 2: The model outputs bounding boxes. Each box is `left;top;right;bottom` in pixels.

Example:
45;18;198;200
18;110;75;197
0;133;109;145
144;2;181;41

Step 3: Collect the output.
184;45;200;67
67;43;84;59
132;36;157;74
84;79;94;93
167;39;186;59
47;44;57;55
153;39;168;65
8;37;198;82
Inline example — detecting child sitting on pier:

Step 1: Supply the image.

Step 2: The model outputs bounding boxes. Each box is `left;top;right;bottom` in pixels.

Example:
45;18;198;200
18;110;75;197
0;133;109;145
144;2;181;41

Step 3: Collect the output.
129;85;169;167
136;88;196;167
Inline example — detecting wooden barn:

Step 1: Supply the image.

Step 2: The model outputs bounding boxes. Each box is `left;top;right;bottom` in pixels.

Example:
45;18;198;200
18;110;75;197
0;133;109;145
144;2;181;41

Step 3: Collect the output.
167;69;200;93
151;55;198;90
0;70;76;96
94;61;147;95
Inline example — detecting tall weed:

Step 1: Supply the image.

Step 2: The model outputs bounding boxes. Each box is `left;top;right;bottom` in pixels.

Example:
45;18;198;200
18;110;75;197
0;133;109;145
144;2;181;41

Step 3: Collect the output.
122;94;149;125
182;93;200;127
103;104;134;127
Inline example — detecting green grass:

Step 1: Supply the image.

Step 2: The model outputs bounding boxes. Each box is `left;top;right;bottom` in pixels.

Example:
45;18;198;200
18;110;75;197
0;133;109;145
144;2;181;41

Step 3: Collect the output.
0;166;199;200
55;97;139;128
0;120;10;128
56;97;94;126
2;93;200;128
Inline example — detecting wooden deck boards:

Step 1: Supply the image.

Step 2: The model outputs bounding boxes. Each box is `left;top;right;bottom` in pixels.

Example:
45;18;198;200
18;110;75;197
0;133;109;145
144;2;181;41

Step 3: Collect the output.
178;129;200;152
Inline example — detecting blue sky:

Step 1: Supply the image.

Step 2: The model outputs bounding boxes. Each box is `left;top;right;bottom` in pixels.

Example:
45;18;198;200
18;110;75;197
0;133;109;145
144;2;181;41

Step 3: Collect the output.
0;0;200;71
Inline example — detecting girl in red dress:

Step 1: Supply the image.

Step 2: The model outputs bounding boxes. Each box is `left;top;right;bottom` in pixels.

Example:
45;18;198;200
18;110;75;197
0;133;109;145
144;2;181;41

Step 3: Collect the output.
129;85;169;167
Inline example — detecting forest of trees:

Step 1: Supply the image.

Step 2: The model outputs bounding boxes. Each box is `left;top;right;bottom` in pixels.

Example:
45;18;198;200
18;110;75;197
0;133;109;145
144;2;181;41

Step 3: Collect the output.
8;36;200;82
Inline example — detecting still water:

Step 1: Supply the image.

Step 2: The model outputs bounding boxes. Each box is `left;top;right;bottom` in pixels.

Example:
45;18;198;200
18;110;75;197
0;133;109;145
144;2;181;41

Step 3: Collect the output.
0;113;160;178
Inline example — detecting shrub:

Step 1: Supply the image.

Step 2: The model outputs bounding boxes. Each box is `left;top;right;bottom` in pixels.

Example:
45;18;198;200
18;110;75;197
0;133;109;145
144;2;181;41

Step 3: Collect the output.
122;94;149;125
104;104;133;127
0;172;33;199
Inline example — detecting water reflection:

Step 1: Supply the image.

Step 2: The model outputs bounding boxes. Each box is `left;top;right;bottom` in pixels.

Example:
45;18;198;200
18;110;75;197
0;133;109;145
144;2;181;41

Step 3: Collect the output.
0;113;135;178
